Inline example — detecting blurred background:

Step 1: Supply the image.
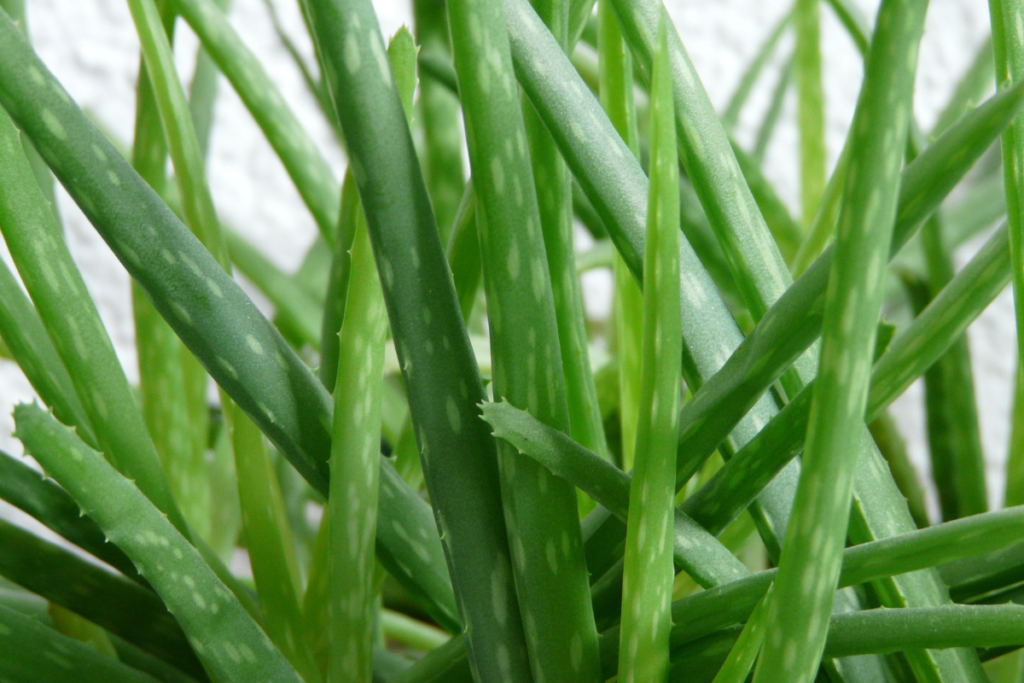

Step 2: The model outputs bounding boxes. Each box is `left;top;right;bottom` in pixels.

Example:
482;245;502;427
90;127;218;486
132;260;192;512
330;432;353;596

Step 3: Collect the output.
0;0;1003;521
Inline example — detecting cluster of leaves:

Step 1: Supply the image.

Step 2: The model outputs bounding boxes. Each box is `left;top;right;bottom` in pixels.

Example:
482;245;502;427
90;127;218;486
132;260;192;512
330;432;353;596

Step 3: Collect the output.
0;0;1023;681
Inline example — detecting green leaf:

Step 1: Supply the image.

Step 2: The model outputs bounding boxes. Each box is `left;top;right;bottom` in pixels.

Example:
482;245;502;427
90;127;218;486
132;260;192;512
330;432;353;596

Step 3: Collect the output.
445;183;482;323
823;605;1024;657
989;0;1024;522
230;400;319;680
413;0;465;239
794;0;826;224
684;224;1012;536
597;0;645;474
318;170;360;389
662;505;1024;652
481;401;749;589
223;227;323;348
752;55;792;164
306;2;524;681
130;11;212;542
127;0;317;668
171;0;341;243
931;35;996;137
721;10;791;130
448;0;603;671
672;80;1024;497
0;514;202;677
186;0;232;159
324;29;400;683
868;410;930;529
0;604;164;683
0;449;141;583
709;586;773;683
0;10;456;635
0;258;94;445
0;95;187;535
526;0;611;501
752;0;929;675
617;22;680;683
15;403;305;683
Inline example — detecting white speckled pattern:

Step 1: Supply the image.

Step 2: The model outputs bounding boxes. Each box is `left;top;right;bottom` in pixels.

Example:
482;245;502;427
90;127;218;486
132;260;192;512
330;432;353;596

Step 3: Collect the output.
0;0;1007;520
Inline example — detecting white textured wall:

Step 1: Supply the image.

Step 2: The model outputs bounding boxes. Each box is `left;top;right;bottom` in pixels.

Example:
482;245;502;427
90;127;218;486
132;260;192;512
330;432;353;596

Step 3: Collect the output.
0;0;1011;519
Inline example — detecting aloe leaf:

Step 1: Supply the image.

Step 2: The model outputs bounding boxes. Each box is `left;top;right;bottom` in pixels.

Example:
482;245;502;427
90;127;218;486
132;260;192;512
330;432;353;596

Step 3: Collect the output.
506;10;1002;680
687;224;1011;535
823;605;1024;657
47;603;118;658
751;0;926;676
709;586;773;683
823;0;869;55
868;411;930;529
721;9;791;130
0;94;188;535
989;0;1024;522
938;172;1006;257
15;404;305;683
126;0;317;666
223;227;323;348
526;0;611;497
0;0;59;220
205;423;241;563
448;0;603;671
752;55;792;164
605;0;798;333
670;80;1024;495
731;143;804;264
0;604;165;683
230;402;319;680
445;183;482;322
0;449;141;583
668;605;1024;682
186;0;231;158
941;541;1024;603
870;224;1010;423
302;508;331;673
0;259;94;443
932;36;996;136
378;30;427;498
325;28;404;683
569;0;596;47
790;134;851;275
170;0;341;243
413;0;465;239
381;610;450;651
507;0;794;606
661;506;1024;652
109;633;206;683
291;235;332;304
910;219;989;521
0;515;202;677
126;0;225;261
597;0;644;474
794;0;826;224
617;23;679;683
130;7;211;540
305;1;531;680
258;0;338;138
133;283;209;533
481;400;749;588
0;10;456;634
394;483;1010;683
318;170;359;388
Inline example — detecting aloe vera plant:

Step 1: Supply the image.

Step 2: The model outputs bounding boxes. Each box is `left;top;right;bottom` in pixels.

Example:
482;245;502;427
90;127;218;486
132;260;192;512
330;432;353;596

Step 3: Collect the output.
1;0;1024;681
